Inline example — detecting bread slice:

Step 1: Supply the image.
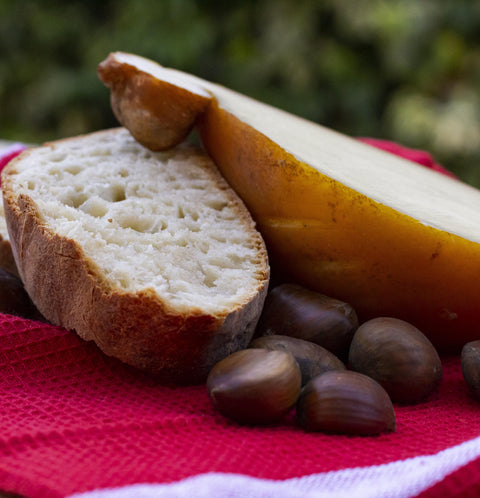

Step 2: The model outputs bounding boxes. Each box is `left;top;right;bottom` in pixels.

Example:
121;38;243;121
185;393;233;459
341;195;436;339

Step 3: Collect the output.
1;128;269;383
0;143;25;276
0;200;18;276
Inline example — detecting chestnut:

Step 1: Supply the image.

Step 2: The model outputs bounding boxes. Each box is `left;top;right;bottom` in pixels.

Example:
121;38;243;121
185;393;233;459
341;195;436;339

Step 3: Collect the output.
296;370;396;435
206;348;301;424
255;284;358;359
348;317;442;404
250;335;345;386
461;340;480;401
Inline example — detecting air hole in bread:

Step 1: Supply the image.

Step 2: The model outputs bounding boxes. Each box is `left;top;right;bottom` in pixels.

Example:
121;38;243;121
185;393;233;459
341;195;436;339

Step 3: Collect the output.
117;214;157;233
118;277;130;288
64;164;82;175
227;253;243;266
203;267;218;288
99;184;127;203
152;219;168;231
79;197;109;218
176;206;199;222
211;234;227;243
208;254;244;270
176;238;188;247
112;184;127;202
190;210;199;222
48;168;61;177
65;193;89;209
207;200;228;211
49;153;67;162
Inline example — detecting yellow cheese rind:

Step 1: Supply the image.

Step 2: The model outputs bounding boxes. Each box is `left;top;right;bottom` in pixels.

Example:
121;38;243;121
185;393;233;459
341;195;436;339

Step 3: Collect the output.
199;102;480;351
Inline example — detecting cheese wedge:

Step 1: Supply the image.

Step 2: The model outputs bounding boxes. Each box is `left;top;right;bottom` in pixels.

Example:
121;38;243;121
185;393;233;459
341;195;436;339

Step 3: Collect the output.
98;52;480;351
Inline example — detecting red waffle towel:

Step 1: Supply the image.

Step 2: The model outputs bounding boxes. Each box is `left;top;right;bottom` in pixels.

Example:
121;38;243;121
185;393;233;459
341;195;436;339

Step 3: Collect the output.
0;139;479;498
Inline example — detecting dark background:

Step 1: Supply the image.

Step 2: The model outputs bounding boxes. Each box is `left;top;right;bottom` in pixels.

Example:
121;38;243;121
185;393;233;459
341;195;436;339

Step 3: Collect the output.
1;0;479;185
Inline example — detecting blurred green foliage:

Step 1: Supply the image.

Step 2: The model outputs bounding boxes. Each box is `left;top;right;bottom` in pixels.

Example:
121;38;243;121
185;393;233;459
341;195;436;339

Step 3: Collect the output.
1;0;479;184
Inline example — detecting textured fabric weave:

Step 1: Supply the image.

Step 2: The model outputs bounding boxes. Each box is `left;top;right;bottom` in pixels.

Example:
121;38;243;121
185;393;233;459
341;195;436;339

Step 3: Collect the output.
0;139;478;498
0;318;479;498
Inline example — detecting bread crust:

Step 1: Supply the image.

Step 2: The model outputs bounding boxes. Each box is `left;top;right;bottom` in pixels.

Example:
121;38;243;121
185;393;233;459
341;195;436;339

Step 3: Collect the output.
98;53;211;151
2;135;269;383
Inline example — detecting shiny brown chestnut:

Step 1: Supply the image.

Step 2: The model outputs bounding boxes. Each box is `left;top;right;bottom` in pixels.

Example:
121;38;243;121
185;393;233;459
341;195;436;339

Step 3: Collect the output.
348;317;442;404
461;340;480;401
0;267;37;319
250;335;345;386
206;348;302;424
255;284;358;359
296;370;396;435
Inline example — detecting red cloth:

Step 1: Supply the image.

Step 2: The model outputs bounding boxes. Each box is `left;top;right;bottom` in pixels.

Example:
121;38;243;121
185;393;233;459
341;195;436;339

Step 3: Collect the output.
0;319;479;498
0;140;478;498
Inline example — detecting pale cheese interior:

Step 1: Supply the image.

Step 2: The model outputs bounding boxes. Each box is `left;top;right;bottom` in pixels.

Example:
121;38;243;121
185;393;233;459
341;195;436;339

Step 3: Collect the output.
115;52;480;244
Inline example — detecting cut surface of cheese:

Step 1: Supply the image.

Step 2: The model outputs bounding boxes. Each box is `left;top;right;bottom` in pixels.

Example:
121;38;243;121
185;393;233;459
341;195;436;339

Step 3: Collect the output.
110;52;480;242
